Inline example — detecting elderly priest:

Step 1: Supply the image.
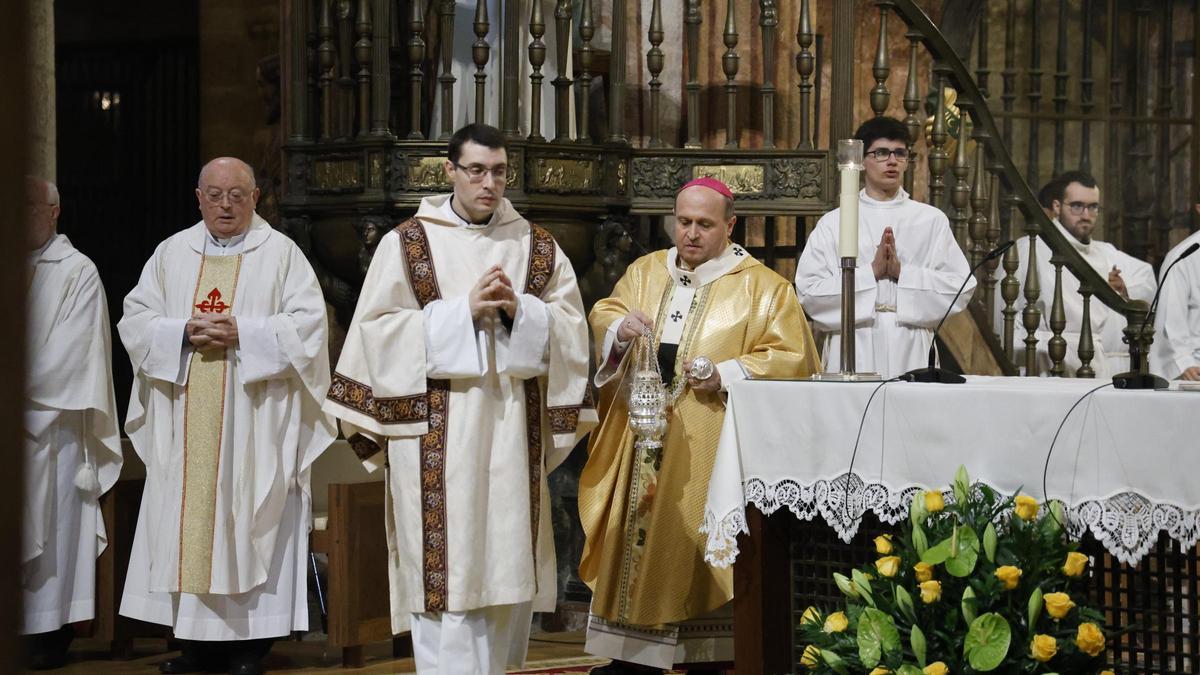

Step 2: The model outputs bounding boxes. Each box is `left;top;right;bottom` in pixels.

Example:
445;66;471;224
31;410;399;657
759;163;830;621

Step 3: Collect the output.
22;177;123;670
579;177;819;672
117;157;336;675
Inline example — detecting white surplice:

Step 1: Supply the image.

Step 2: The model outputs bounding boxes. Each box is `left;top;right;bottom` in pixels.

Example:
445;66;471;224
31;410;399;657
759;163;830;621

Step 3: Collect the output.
324;195;595;671
796;188;975;378
1151;230;1200;380
117;216;336;640
1001;219;1156;377
22;234;123;635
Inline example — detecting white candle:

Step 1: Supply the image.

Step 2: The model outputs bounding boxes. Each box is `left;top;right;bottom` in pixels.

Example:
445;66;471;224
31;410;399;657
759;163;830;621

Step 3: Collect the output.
838;166;859;259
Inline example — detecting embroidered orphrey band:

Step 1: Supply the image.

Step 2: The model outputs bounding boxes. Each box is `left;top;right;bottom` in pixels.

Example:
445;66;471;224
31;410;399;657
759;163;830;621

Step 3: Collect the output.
326;371;429;424
419;379;450;611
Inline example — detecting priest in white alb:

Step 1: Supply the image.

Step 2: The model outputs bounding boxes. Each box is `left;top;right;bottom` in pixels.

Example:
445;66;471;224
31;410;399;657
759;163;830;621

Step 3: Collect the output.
1151;199;1200;381
796;117;975;378
118;158;336;675
324;124;595;674
22;177;123;670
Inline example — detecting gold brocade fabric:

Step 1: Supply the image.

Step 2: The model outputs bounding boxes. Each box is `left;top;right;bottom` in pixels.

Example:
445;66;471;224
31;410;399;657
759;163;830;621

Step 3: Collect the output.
179;254;241;593
579;250;819;627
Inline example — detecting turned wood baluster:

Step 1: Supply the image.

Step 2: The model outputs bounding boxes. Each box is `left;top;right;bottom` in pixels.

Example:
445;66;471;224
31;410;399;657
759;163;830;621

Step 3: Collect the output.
289;0;310;142
1001;0;1016;144
606;0;628;144
1026;0;1042;186
684;0;702;148
437;0;456;140
354;0;371;137
1048;254;1068;377
759;0;778;149
646;0;665;148
976;0;990;97
552;0;572;142
902;31;921;196
318;0;335;141
1155;0;1174;261
406;0;425;139
1076;284;1096;378
369;0;389;136
969;118;991;277
527;0;546;141
1022;223;1043;376
1000;194;1022;364
472;0;490;124
796;0;815;150
870;2;891;117
984;164;1003;330
949;100;971;250
578;0;595;143
1052;0;1068;176
721;0;739;149
1079;0;1094;171
928;69;950;206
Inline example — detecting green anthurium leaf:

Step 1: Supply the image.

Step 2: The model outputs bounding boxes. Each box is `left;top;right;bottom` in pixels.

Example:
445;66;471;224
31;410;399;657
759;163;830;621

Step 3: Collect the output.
961;585;978;624
921;536;954;565
834;572;859;599
821;649;849;674
912;523;929;557
895;584;916;622
963;613;1012;671
1027;586;1044;628
852;569;876;607
982;522;998;563
856;607;902;668
954;465;970;505
897;666;925;675
944;525;980;577
910;623;928;666
910;490;928;527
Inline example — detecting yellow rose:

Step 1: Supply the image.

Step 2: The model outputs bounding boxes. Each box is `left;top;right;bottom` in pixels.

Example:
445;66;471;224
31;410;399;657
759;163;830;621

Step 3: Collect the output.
1014;494;1040;521
869;668;891;675
923;662;949;675
925;490;945;513
800;605;820;625
1030;634;1058;662
1063;551;1089;577
1075;622;1106;656
1044;592;1076;620
823;611;849;633
919;580;942;604
875;556;901;578
874;534;894;554
994;565;1023;590
800;644;820;668
1100;671;1115;675
913;561;934;583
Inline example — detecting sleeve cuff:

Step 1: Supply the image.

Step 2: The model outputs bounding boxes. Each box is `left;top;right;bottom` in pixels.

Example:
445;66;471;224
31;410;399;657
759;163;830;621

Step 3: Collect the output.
499;294;551;378
716;358;748;393
235;317;292;384
145;318;190;384
424;297;487;378
595;317;631;388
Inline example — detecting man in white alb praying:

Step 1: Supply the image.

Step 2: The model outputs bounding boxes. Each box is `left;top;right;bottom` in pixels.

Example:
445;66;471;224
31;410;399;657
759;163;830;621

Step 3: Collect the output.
795;116;975;378
324;123;595;674
1151;197;1200;381
22;176;123;670
118;157;336;675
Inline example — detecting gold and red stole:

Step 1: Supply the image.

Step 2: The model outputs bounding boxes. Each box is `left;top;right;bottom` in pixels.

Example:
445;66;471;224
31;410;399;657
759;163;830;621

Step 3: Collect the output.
179;253;242;593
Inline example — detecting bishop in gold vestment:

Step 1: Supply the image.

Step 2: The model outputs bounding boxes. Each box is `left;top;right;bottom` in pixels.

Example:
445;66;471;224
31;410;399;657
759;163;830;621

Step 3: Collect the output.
579;178;818;671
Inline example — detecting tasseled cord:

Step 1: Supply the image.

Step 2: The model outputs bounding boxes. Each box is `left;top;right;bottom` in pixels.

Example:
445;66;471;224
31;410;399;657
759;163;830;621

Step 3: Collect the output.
74;444;100;494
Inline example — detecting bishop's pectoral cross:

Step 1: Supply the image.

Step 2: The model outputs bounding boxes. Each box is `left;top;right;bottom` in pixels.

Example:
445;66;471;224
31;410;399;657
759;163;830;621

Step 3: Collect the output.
671;310;683;322
195;288;230;314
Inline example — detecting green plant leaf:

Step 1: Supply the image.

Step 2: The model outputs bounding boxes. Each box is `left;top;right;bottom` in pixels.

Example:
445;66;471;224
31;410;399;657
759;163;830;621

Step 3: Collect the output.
910;623;927;666
910;490;928;527
897;666;924;675
856;607;902;668
943;525;980;577
963;613;1012;671
852;569;876;607
912;523;929;557
961;585;978;624
895;584;916;622
834;572;859;599
821;649;849;674
921;537;954;565
983;522;997;563
954;465;971;505
1027;586;1043;628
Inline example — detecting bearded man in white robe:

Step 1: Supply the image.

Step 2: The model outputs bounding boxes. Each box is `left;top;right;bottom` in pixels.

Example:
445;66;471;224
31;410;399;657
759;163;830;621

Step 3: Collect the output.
1004;172;1156;377
324;123;595;674
796;116;975;378
1151;200;1200;381
118;158;336;675
22;177;123;670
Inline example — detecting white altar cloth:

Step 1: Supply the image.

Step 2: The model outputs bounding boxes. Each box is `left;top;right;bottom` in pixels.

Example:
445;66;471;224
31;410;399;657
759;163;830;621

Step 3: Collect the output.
702;376;1200;568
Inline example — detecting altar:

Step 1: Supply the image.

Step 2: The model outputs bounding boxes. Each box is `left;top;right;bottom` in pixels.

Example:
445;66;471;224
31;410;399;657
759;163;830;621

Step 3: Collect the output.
703;377;1200;674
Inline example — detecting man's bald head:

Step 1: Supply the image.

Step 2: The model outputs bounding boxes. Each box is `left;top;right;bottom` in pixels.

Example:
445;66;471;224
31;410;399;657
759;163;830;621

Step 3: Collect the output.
196;157;260;238
25;176;61;250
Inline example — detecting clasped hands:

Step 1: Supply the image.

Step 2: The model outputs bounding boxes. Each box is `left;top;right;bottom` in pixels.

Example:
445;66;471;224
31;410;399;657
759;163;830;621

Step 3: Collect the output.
469;265;519;322
186;313;238;350
617;310;721;393
871;227;902;281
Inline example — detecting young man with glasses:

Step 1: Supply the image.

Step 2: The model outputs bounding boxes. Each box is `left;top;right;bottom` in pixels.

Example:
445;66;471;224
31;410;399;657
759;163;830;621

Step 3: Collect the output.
1005;171;1156;376
795;116;974;378
325;123;595;673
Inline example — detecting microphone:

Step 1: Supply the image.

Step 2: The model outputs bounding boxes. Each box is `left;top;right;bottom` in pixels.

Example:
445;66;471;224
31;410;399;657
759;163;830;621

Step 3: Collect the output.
1112;241;1200;390
902;240;1015;383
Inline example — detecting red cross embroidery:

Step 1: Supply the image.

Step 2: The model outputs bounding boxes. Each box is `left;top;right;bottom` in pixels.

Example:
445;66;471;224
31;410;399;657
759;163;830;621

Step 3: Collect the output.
195;288;230;313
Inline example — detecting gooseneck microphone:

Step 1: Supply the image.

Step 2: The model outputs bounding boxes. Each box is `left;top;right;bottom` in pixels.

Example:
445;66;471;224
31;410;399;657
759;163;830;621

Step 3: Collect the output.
1112;241;1200;390
901;240;1015;383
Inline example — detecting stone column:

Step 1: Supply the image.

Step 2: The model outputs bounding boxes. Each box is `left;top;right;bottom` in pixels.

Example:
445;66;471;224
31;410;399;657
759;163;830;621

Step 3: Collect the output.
28;0;56;180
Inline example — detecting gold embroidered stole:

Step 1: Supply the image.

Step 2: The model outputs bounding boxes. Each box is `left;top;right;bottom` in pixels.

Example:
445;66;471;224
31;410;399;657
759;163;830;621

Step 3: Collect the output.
179;254;242;593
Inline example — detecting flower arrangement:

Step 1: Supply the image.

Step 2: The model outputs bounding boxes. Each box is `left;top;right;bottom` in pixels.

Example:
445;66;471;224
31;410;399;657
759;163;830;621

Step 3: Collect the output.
797;466;1116;674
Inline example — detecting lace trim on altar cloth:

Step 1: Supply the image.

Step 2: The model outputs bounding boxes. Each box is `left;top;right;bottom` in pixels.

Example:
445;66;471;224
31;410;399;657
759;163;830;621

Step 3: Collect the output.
700;475;1200;569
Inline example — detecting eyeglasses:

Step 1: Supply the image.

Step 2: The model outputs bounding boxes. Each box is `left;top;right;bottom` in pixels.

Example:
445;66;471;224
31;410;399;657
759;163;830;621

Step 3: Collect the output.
1064;202;1102;215
866;148;909;162
202;189;250;205
453;162;508;183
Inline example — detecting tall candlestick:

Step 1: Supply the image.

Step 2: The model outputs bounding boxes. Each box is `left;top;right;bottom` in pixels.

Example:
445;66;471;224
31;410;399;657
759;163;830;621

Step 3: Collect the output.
836;139;864;258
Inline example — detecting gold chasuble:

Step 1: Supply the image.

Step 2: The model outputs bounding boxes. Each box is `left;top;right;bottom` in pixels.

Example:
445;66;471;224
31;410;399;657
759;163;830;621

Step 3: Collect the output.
180;254;241;593
579;247;818;628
